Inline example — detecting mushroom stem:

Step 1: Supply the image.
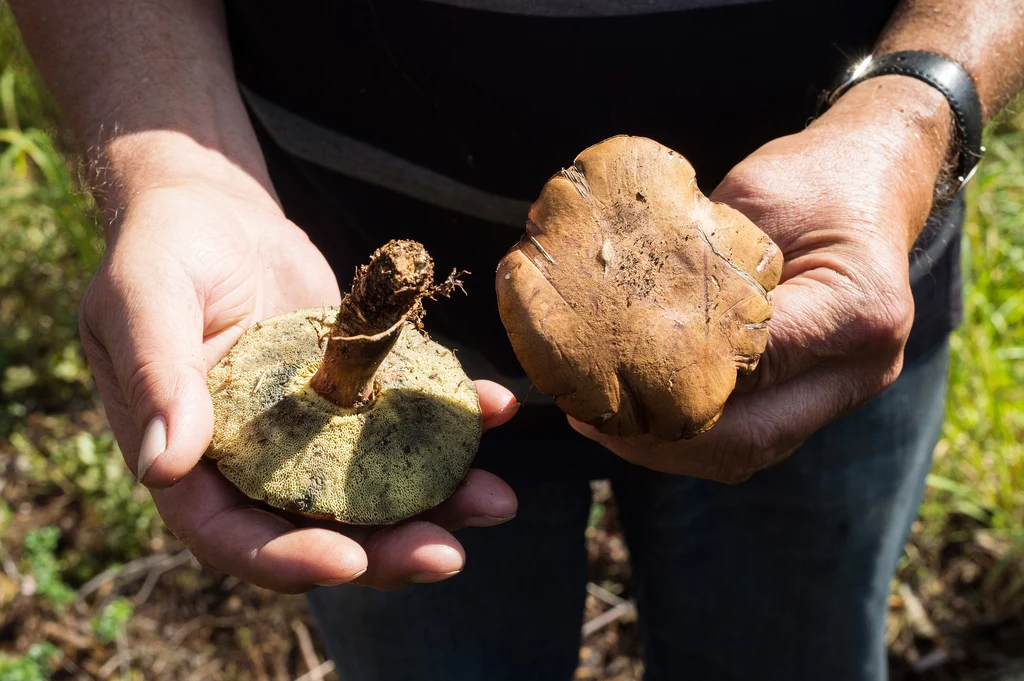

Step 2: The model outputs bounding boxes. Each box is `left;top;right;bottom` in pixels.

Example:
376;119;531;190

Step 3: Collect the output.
310;321;406;406
310;240;435;407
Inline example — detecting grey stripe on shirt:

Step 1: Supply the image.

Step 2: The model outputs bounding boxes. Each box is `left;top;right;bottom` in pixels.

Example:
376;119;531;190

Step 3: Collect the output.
241;86;532;229
242;85;550;392
421;0;770;17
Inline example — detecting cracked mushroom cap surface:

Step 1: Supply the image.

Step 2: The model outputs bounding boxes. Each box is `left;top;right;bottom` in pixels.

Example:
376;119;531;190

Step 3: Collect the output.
204;311;481;525
496;135;783;442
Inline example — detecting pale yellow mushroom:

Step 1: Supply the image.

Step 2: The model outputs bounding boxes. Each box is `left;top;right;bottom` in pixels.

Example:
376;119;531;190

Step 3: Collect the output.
206;241;481;525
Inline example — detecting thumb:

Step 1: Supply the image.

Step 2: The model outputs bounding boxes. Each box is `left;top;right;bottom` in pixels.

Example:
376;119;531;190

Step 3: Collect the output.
734;259;910;394
80;266;214;488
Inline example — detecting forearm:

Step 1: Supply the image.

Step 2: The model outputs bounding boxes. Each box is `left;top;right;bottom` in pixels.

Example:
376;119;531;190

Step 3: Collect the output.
877;0;1024;122
811;0;1024;246
9;0;275;224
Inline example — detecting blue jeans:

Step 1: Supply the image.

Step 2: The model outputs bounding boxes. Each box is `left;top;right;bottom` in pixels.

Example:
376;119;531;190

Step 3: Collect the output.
307;339;949;681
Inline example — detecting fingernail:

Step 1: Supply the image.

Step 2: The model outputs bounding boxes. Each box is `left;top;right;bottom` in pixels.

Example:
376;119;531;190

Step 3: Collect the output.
462;514;516;528
137;415;167;484
408;570;462;584
496;399;520;416
315;566;366;587
483;400;520;429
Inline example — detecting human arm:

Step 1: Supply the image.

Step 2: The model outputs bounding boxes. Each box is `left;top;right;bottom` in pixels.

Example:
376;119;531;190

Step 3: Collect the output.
10;0;519;591
572;0;1024;480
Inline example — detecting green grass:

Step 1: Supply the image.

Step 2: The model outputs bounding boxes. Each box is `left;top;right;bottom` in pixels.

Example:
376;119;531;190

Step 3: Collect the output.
900;107;1024;626
922;107;1024;535
0;3;101;435
1;0;157;606
0;643;61;681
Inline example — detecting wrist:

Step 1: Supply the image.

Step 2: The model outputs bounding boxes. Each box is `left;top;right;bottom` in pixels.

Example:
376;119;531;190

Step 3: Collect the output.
813;75;955;241
93;130;281;230
819;74;953;163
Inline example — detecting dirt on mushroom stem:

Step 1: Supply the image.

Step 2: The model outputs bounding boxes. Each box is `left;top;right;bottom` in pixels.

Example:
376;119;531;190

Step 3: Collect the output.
203;239;481;525
309;240;436;407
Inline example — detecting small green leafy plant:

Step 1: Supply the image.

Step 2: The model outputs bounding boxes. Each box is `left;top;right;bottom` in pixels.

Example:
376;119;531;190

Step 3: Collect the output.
91;597;134;644
22;527;74;607
0;642;60;681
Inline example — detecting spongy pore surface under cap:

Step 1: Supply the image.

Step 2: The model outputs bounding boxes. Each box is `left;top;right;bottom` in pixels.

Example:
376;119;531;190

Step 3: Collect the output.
205;308;482;525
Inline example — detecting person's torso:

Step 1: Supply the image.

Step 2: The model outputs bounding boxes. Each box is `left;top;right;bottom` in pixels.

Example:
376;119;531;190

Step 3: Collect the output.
226;0;899;198
232;0;959;390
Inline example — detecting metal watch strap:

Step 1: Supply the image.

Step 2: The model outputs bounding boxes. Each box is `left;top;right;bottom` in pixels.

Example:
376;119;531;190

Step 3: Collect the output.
824;50;984;192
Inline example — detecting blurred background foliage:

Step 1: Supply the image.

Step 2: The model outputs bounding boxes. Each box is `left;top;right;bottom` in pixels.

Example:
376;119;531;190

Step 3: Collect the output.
0;8;326;681
2;0;1024;678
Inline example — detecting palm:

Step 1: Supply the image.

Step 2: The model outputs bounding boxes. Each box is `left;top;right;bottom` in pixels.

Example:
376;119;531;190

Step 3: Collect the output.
125;186;343;366
83;184;518;592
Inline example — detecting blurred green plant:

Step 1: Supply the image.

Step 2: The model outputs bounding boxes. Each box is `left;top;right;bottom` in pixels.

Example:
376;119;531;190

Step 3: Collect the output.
0;643;60;681
91;597;135;644
927;122;1024;524
1;0;155;601
908;104;1024;615
0;6;62;132
9;425;158;575
0;4;102;432
21;527;74;607
0;501;12;539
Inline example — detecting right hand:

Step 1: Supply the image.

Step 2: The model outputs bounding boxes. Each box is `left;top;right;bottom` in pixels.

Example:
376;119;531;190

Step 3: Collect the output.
80;181;519;592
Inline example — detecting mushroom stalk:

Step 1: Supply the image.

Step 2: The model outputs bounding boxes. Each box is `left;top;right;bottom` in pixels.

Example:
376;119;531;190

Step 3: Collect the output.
310;320;407;407
310;240;434;407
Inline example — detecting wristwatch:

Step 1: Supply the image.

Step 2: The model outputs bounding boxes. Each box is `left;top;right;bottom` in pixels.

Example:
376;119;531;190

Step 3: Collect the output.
822;50;984;193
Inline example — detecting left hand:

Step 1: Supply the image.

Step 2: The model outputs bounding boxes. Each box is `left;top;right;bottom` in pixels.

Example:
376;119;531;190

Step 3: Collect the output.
571;75;953;482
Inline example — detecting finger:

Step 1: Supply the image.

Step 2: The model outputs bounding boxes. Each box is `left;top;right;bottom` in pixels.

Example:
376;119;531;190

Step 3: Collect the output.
580;357;896;482
153;461;368;593
734;261;909;393
567;416;604;443
415;469;517;531
476;379;519;430
734;277;838;392
283;469;514;584
353;521;466;590
568;415;740;481
81;264;214;488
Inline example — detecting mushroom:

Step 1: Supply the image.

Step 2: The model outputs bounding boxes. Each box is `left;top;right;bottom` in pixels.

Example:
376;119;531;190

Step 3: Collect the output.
496;136;783;442
205;240;481;525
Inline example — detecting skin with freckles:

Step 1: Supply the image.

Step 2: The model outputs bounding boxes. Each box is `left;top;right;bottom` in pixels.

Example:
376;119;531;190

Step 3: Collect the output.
876;0;1024;122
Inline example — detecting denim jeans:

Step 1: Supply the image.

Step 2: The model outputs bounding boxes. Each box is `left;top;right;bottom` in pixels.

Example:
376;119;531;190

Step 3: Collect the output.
307;338;949;681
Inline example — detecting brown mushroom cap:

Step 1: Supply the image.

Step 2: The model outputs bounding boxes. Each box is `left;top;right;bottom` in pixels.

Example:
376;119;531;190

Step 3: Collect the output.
205;311;481;525
496;136;783;442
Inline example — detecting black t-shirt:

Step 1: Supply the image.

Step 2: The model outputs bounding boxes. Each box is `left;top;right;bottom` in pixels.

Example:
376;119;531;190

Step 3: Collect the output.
225;0;961;379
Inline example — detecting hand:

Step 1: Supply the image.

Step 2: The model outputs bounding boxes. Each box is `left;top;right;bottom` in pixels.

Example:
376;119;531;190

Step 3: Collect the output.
570;76;952;482
80;180;519;592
